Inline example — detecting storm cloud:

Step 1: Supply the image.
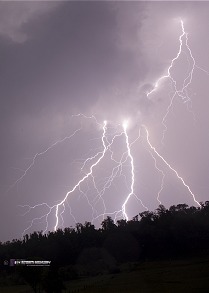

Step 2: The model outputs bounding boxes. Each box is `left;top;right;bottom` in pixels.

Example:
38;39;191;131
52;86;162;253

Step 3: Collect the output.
1;1;209;241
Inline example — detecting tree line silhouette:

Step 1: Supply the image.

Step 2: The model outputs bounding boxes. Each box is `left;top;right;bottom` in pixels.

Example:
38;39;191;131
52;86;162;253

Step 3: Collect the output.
0;201;209;292
1;202;209;264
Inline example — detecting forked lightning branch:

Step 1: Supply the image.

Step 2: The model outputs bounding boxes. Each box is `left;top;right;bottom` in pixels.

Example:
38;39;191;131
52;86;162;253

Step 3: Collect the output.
10;19;205;236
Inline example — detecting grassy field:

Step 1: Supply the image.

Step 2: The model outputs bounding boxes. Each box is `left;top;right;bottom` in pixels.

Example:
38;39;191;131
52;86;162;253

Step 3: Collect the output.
66;257;209;293
1;257;209;292
0;284;33;293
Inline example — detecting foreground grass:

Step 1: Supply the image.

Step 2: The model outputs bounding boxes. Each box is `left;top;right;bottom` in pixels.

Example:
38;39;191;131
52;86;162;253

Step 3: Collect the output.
66;257;209;293
1;257;209;292
0;284;33;293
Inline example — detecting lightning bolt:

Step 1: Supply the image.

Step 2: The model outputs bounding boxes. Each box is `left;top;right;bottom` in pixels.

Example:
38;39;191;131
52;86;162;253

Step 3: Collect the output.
15;17;205;237
148;150;165;205
91;121;148;225
7;126;82;195
121;121;148;221
20;119;148;235
121;121;136;220
147;19;197;143
140;19;206;206
93;121;147;223
143;125;200;207
7;114;103;195
20;120;108;235
91;131;128;220
147;20;186;97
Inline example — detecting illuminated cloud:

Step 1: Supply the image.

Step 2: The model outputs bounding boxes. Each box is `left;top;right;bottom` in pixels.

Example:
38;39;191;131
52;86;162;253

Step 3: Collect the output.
0;1;209;241
0;2;59;43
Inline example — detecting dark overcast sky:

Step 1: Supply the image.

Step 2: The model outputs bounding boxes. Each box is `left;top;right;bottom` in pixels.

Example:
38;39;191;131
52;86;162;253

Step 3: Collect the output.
1;1;209;242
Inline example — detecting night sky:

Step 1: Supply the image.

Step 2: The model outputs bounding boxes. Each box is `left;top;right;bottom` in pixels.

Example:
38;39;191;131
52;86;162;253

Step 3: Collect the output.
1;1;209;242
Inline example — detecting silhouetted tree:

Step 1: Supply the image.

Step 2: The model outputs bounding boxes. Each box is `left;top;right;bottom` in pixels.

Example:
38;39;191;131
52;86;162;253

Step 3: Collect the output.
101;216;116;232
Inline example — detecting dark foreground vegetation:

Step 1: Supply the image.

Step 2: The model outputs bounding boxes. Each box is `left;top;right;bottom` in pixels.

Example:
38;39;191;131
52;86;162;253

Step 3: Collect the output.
1;202;209;292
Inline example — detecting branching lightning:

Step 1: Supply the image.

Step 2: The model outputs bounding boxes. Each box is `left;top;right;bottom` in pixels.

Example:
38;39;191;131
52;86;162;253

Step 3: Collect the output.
143;125;200;207
7;127;82;194
121;121;147;220
147;19;198;142
19;119;147;235
148;150;165;205
53;120;109;231
11;18;204;236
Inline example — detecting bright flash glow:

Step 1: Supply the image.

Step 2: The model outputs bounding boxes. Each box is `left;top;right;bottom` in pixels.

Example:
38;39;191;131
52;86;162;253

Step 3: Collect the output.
122;120;128;130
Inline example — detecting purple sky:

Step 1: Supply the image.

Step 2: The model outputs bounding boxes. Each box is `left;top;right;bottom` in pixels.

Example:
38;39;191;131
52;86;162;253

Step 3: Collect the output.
1;1;209;242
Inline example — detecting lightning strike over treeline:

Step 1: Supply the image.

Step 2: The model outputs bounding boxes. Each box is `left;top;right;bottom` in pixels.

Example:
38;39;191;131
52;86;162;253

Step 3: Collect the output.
20;118;147;236
10;18;204;236
143;125;200;207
